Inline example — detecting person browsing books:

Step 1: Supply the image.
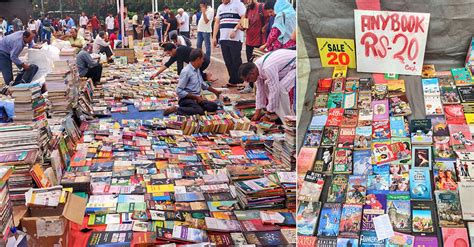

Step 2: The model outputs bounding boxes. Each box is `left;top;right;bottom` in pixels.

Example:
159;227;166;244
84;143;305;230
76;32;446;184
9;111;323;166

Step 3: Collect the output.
150;43;212;81
238;48;295;122
76;44;103;85
163;48;222;116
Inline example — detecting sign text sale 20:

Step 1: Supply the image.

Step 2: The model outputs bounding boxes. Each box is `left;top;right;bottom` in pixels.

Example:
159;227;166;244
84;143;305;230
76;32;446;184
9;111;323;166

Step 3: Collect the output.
354;10;430;75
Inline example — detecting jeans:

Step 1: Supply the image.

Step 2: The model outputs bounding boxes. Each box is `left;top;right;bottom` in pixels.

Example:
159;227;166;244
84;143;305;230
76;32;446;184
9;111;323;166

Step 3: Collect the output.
155;27;162;42
144;26;151;36
107;29;114;35
85;64;103;84
197;32;211;59
220;40;243;85
133;25;138;39
180;31;190;38
0;51;14;84
42;30;51;44
177;98;218;116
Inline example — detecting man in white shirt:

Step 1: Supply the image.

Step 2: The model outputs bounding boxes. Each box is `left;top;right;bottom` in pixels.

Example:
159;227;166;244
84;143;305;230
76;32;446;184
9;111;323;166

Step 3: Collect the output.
79;12;89;29
0;17;7;37
132;14;139;40
177;8;190;38
93;31;114;62
105;13;115;35
197;0;214;59
213;0;246;87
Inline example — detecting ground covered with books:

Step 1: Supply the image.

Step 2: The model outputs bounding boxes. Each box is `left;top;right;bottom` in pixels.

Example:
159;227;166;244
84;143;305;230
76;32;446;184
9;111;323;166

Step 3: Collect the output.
0;43;296;246
297;65;474;246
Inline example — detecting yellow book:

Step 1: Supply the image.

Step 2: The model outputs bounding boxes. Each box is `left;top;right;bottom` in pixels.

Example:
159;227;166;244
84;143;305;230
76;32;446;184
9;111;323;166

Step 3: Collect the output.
146;184;175;193
332;65;347;78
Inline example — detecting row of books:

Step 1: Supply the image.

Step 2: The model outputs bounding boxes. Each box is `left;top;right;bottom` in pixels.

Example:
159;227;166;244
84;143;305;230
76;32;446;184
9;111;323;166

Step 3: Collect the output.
0;166;13;245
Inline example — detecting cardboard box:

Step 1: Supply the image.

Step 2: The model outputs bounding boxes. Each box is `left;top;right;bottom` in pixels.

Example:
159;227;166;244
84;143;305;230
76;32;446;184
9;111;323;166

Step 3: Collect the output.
20;193;86;247
114;48;135;64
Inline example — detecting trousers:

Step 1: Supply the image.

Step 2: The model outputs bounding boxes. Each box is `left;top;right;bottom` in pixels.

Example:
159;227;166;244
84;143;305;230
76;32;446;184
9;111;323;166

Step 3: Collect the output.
177;98;218;116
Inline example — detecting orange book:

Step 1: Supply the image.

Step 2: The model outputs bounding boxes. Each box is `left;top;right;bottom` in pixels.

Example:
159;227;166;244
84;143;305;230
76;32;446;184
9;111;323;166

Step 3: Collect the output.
297;147;318;175
30;163;52;188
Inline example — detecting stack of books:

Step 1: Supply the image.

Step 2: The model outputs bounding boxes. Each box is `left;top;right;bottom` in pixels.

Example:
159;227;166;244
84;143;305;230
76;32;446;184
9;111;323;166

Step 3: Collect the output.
179;112;251;135
235;177;286;210
0;166;13;245
45;71;71;117
282;115;297;171
10;82;46;122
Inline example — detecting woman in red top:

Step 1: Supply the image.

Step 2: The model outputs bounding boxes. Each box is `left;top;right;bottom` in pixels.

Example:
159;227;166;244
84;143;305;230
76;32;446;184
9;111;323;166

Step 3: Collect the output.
90;13;101;38
259;0;296;52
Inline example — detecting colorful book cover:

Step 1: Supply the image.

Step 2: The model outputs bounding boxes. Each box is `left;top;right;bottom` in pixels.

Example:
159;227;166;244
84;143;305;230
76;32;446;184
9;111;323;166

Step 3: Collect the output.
412;146;432;169
296;201;321;236
317;237;337;247
341;109;359;128
345;78;359;92
389;173;410;194
326;108;344;126
391;138;412;164
297;236;317;247
444;104;467;124
440;86;461;104
298;172;325;202
409;168;432;200
327;92;343;108
413;236;438;247
337;237;359;247
428;116;449;136
389;94;412;116
371;99;390;121
337;127;355;149
343;92;357;109
433;136;456;159
338;204;363;238
442;228;469;247
303;127;323;147
422;78;441;96
362;193;387;231
458;85;474;103
451;67;473;86
333;148;353;174
345;175;367;204
434;159;458;191
314;146;334;174
309;112;329;127
359;78;374;93
367;174;389;193
353;149;373;176
357;93;372;110
371;84;388;100
386;194;412;233
354;126;372;149
437;70;455;86
458;181;474;221
449;124;473;150
372;120;391;140
457;159;474;182
422;65;436;78
390;116;409;138
371;139;394;165
360;231;385;246
424;95;444;116
410;119;433;145
332;66;347;79
318;78;332;93
327;175;348;203
386;232;415;247
435;190;464;227
373;163;390;175
321;126;339;146
317;203;342;237
313;93;329;109
297;147;318;175
388;80;406;97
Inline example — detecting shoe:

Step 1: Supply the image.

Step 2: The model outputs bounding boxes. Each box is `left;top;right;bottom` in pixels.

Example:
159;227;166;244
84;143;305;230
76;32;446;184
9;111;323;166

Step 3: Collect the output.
163;106;178;116
239;85;253;94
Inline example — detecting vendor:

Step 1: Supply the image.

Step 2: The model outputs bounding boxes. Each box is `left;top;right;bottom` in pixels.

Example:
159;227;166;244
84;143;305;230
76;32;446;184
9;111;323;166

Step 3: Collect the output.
163;48;221;116
76;44;103;85
93;31;114;62
0;30;39;87
150;43;211;80
238;48;296;122
61;28;86;51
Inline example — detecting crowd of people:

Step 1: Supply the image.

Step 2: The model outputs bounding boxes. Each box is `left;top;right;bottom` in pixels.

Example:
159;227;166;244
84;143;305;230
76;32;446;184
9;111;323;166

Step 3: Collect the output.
0;0;296;122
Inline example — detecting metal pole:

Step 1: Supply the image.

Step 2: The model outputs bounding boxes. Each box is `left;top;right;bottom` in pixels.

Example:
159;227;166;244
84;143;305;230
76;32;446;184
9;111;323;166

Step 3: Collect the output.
59;0;63;18
152;0;155;13
41;0;44;16
121;0;125;46
212;0;214;10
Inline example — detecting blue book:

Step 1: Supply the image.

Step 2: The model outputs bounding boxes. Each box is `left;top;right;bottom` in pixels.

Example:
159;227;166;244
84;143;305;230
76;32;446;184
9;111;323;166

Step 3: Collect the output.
389;116;408;138
353;149;373;176
317;203;342;237
360;231;385;247
372;163;390;175
410;167;432;200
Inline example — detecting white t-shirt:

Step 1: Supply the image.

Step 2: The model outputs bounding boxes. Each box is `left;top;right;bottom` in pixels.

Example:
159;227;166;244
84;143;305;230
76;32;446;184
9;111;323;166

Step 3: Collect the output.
105;16;115;30
132;15;138;25
28;23;36;31
178;12;190;32
80;16;89;26
197;6;214;33
216;0;246;42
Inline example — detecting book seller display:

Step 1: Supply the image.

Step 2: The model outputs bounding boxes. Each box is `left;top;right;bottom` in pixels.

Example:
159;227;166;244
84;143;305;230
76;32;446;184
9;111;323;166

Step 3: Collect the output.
297;64;474;246
0;42;297;246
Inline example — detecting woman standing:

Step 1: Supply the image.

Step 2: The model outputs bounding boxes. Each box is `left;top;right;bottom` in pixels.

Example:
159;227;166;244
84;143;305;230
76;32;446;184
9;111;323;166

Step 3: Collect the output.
259;0;296;52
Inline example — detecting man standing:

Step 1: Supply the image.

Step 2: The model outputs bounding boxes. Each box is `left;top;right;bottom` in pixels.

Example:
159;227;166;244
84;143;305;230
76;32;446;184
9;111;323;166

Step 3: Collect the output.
238;48;296;122
65;15;76;32
105;13;115;35
162;6;170;37
177;9;190;38
132;13;139;40
0;17;7;37
90;13;100;38
42;15;54;44
163;48;221;116
76;45;102;85
213;0;246;87
79;12;89;30
197;0;214;59
0;31;38;86
143;12;151;37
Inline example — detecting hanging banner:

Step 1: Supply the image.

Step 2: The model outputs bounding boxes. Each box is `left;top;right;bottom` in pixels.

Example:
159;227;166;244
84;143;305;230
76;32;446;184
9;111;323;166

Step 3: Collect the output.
317;38;356;68
354;10;430;75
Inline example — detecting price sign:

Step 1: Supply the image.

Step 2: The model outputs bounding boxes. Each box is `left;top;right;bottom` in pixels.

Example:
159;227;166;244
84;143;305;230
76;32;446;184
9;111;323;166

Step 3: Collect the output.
317;38;356;68
354;10;430;75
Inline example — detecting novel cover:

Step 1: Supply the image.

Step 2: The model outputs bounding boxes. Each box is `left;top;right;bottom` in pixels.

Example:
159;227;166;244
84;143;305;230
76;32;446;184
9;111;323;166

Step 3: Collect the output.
338;204;363;238
317;203;342;237
435;190;464;228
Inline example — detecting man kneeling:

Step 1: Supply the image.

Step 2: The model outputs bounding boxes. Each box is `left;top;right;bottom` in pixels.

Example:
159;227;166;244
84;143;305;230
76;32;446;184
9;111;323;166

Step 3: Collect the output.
164;48;221;116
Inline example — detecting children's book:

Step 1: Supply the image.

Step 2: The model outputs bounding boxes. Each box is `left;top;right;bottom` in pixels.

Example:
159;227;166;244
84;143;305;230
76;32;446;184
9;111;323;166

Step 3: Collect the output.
338;204;363;238
303;127;323;147
442;228;470;247
390;116;409;138
434;159;458;191
313;93;329;109
422;78;441;96
388;79;406;97
317;203;342;237
367;174;390;193
326;108;344;126
340;109;358;128
451;67;473;86
327;175;348;203
371;99;390;121
345;175;367;204
386;194;411;233
372;120;391;140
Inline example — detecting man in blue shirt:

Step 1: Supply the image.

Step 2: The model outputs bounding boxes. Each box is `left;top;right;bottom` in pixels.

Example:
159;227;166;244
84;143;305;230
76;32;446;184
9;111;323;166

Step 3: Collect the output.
164;48;222;116
0;31;38;88
65;15;76;32
143;12;151;37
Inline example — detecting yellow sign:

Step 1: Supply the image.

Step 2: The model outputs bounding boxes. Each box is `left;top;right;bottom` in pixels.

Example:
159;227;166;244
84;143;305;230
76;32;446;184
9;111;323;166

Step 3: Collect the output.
317;38;356;68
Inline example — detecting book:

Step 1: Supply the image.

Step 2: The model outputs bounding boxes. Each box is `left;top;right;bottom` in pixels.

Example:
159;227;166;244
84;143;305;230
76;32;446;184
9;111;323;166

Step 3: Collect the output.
371;99;389;121
367;174;389;193
354;126;372;149
314;146;334;174
318;78;333;93
409;168;432;200
332;66;347;79
204;217;242;232
386;194;411;233
371;120;391;140
434;159;458;190
389;94;412;116
298;171;325;202
442;228;469;247
327;175;348;203
422;78;441;95
440;86;461;104
372;84;388;100
345;78;359;92
410;119;433;145
86;231;133;247
243;231;289;246
326;108;344;126
333;148;353;174
388;79;406;96
435;190;464;227
313;93;329;109
321;126;339;146
371;139;394;165
449;124;473;150
424;96;444;116
337;127;355;149
338;204;363;238
451;67;472;86
444;104;466;124
422;65;436;78
360;231;385;246
389;172;410;194
362;193;387;231
386;232;415;247
343;92;357;109
296;201;321;236
327;93;343;108
458;85;474;103
337;237;360;247
297;147;318;175
390;116;409;138
428;116;449;136
341;109;359;128
413;236;438;247
303;127;323;147
359;78;374;93
298;236;318;247
345;175;367;204
411;201;436;234
458;181;474;220
317;203;342;237
457;159;474;182
172;225;208;243
412;146;432;169
353;149;373;176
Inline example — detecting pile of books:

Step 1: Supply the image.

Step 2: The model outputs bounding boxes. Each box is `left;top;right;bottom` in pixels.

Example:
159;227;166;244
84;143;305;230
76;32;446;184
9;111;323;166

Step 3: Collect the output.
296;65;473;246
179;112;252;135
0;166;13;244
10;82;46;122
283;115;297;171
45;70;72;117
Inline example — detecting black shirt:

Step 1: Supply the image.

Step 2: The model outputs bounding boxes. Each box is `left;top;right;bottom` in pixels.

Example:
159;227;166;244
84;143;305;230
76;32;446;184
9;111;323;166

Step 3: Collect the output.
164;45;209;76
168;18;178;32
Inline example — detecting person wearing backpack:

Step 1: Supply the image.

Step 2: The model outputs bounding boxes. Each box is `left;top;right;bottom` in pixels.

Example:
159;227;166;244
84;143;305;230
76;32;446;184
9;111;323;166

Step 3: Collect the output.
41;15;54;44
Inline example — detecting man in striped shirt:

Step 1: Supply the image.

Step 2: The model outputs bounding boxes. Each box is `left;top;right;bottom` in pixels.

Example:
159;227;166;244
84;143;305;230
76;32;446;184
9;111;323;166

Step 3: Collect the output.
238;49;296;122
213;0;246;87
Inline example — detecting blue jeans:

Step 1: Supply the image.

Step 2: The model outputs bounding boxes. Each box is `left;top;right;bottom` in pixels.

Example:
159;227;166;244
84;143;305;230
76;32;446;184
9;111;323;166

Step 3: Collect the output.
155;27;162;43
197;32;211;59
42;29;51;44
0;51;39;85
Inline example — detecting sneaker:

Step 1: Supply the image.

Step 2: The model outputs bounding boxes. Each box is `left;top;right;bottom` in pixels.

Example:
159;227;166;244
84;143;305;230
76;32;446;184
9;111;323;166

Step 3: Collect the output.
239;85;253;94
